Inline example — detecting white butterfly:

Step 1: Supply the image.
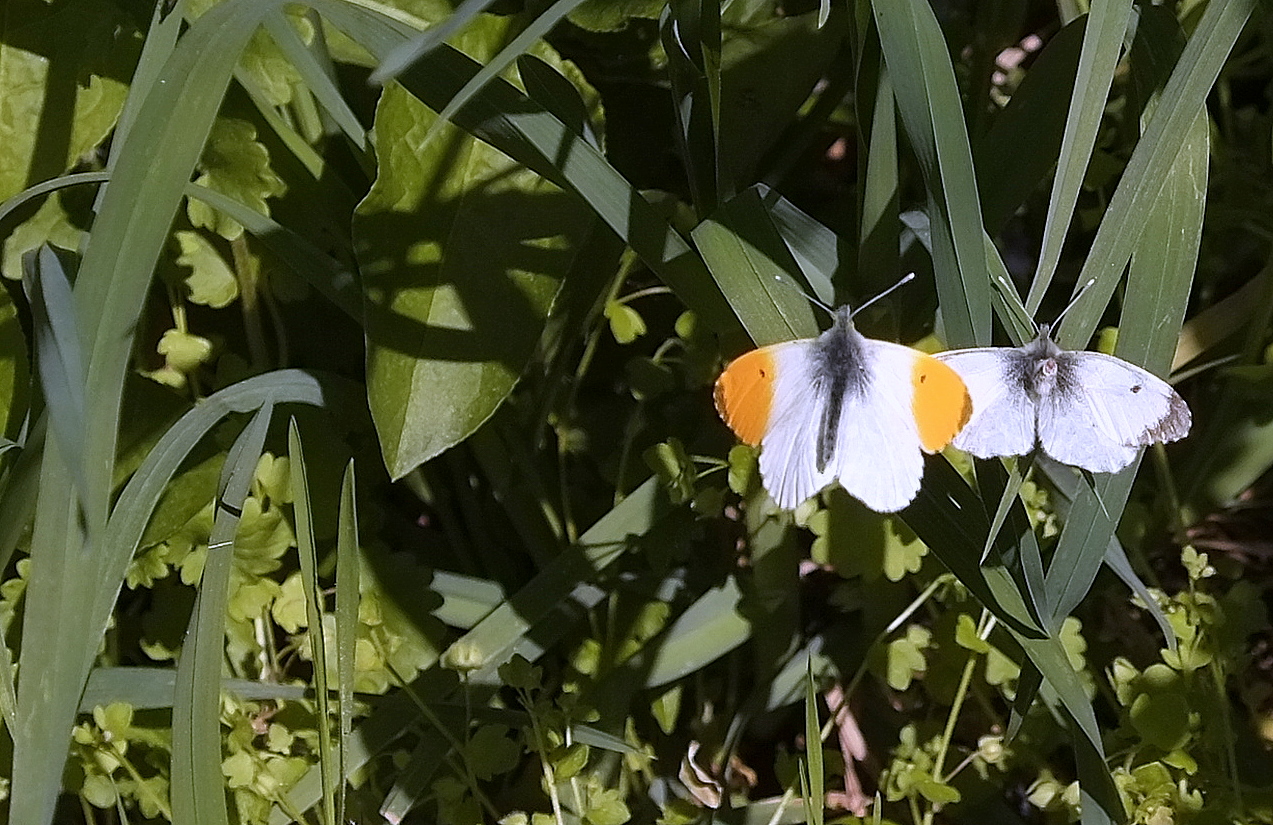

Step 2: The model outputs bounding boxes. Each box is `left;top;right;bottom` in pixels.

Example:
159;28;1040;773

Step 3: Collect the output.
715;306;972;512
936;326;1191;472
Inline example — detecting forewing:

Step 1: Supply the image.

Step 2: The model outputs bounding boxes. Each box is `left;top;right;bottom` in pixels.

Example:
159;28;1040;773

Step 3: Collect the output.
753;342;834;509
936;348;1037;459
823;341;932;513
1038;352;1190;472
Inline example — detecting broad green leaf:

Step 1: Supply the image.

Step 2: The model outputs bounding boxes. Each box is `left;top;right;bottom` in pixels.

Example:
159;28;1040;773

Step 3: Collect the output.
312;0;736;338
355;17;594;477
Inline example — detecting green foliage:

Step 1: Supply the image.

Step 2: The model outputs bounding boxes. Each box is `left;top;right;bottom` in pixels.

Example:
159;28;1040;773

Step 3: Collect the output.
2;0;1273;824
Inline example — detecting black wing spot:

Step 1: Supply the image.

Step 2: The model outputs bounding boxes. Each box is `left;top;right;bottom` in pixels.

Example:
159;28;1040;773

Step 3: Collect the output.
1131;384;1142;393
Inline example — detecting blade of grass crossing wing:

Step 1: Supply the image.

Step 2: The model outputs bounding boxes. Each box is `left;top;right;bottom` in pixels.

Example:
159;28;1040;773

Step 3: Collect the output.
1026;0;1134;313
287;422;337;825
336;460;360;822
870;0;990;346
171;401;275;825
1056;0;1254;349
803;660;825;825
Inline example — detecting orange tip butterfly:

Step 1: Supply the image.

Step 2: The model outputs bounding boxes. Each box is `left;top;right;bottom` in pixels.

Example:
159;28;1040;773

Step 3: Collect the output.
935;324;1191;472
714;291;972;513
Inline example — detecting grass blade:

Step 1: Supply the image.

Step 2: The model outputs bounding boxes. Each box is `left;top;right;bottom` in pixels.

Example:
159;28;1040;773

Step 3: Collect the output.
171;401;275;825
288;421;337;825
1056;0;1254;349
369;0;500;83
1026;0;1134;311
1045;13;1208;627
335;459;360;825
871;0;991;346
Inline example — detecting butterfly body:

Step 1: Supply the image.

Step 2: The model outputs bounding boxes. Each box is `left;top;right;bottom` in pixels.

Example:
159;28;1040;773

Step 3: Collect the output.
715;307;971;512
937;325;1191;472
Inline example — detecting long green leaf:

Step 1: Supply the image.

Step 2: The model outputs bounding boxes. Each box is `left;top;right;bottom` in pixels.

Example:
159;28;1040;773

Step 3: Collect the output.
335;460;359;825
1055;0;1254;349
1026;0;1134;312
172;401;275;825
288;422;337;825
13;6;274;817
871;0;990;347
1045;11;1208;628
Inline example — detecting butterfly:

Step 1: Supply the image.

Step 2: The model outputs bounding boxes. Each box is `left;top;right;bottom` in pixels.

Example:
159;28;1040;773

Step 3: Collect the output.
715;306;972;512
935;325;1191;472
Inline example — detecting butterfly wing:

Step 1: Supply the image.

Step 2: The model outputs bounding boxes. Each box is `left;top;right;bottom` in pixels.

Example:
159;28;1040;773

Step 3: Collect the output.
715;340;833;509
936;348;1038;459
1038;352;1191;472
824;341;971;513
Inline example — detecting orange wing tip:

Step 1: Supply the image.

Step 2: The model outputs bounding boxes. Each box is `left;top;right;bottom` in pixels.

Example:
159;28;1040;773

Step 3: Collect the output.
911;355;972;452
714;348;777;446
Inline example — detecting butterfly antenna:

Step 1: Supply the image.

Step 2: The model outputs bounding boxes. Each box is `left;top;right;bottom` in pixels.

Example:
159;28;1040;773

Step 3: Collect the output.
771;275;834;317
851;272;917;318
1051;278;1098;327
